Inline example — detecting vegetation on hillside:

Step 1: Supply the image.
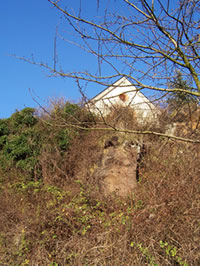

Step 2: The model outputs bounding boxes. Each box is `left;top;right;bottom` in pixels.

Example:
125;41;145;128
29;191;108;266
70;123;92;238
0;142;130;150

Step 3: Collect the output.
0;101;200;265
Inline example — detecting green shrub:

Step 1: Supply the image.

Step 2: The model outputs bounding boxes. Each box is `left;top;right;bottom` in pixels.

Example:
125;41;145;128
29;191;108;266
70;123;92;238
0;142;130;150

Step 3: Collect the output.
4;134;32;161
64;102;81;116
63;102;96;125
0;119;9;136
0;136;7;150
10;108;37;130
54;129;71;151
1;126;41;175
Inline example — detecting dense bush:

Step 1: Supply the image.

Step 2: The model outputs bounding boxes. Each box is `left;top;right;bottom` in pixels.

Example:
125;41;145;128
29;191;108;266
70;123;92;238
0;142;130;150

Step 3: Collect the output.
64;101;81;116
0;119;9;136
0;103;92;178
0;109;41;175
9;108;37;131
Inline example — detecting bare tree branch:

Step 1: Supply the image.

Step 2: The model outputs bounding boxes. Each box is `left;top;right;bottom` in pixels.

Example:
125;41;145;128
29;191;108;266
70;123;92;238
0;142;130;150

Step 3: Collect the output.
16;0;200;143
46;0;200;94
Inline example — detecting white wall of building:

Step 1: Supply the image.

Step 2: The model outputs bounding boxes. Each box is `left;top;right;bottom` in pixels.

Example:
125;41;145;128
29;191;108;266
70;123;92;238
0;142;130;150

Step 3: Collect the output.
87;77;159;123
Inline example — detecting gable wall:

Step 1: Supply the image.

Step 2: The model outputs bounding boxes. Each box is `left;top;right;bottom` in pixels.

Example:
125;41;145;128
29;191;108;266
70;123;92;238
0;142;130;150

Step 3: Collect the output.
87;77;159;122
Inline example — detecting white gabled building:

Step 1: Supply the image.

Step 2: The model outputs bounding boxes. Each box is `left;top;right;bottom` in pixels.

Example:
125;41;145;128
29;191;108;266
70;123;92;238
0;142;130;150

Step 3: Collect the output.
86;77;159;123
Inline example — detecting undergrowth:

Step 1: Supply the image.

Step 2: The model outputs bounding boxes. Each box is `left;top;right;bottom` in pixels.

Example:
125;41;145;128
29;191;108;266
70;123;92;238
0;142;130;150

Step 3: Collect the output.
0;102;199;265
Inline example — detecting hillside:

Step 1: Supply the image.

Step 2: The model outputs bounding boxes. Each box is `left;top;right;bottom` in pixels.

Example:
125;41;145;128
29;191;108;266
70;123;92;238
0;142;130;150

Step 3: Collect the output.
0;103;199;265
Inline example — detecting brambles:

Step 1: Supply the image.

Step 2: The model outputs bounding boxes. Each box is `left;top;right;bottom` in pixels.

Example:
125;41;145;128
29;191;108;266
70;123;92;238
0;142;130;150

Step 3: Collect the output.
0;101;200;264
160;241;189;266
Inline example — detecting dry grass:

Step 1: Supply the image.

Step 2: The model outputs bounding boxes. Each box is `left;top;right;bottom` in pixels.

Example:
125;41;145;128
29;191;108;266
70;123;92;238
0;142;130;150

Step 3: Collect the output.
0;105;200;265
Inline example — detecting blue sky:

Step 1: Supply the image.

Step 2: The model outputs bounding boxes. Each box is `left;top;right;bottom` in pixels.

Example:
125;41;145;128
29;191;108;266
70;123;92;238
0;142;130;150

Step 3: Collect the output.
1;0;105;118
0;0;186;119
